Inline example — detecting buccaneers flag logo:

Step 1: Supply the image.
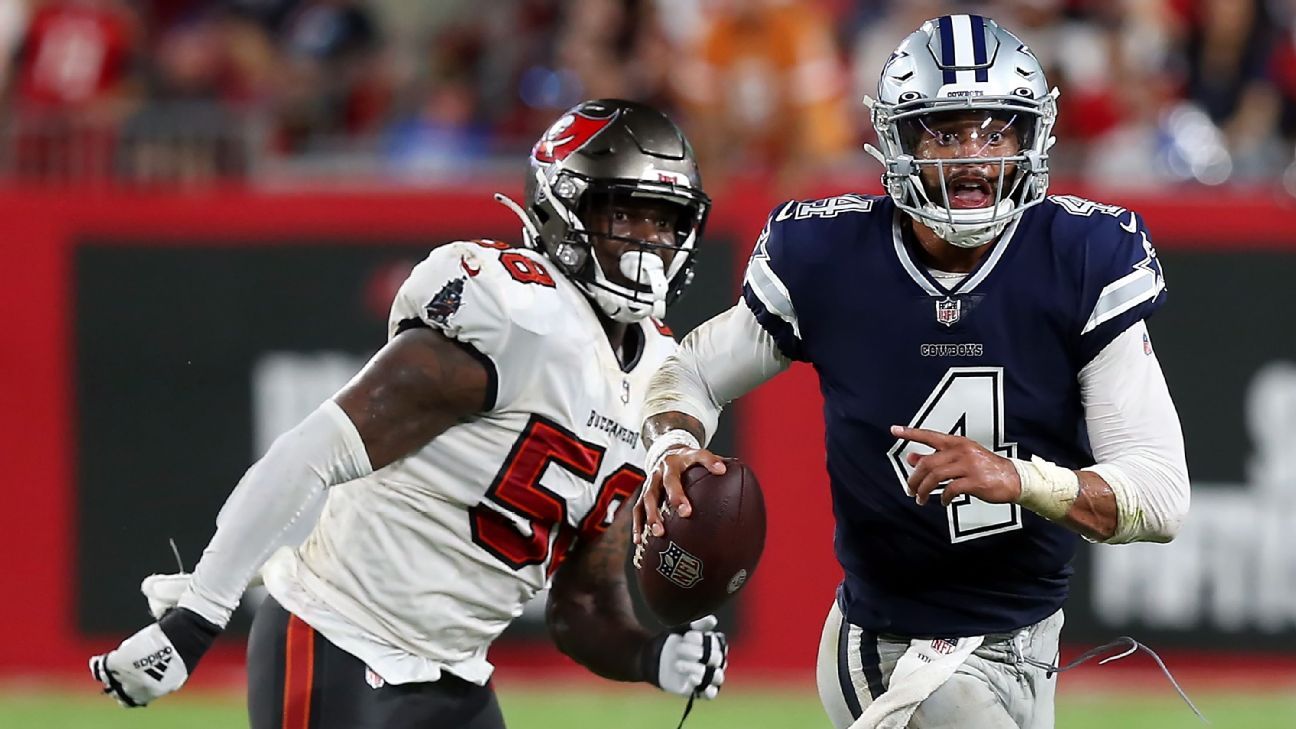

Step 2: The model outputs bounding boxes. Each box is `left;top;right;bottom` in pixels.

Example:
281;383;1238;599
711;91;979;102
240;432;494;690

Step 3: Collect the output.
533;110;619;164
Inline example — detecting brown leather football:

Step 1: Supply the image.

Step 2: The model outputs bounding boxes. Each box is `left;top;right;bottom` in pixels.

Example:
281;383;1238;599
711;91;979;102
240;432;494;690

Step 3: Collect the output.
637;458;766;626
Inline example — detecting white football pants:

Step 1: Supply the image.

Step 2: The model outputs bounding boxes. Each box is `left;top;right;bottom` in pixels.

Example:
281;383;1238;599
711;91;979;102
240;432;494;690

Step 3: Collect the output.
816;599;1063;729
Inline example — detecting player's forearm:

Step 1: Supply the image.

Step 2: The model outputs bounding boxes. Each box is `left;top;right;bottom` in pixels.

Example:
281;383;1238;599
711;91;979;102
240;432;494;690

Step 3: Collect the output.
180;401;371;627
641;305;790;449
642;411;707;449
1014;457;1187;543
546;582;654;683
546;513;653;682
1061;470;1119;541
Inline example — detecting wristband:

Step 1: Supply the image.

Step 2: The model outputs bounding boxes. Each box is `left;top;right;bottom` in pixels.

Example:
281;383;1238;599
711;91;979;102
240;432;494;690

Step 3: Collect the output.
643;430;701;480
1011;455;1080;521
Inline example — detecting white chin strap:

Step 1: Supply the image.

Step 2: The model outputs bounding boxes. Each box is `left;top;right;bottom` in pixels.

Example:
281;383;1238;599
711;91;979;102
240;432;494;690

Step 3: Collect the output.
915;198;1015;249
588;250;668;323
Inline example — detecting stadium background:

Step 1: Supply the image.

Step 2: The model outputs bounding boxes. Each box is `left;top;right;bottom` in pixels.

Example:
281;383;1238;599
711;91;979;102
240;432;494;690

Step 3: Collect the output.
2;0;1295;727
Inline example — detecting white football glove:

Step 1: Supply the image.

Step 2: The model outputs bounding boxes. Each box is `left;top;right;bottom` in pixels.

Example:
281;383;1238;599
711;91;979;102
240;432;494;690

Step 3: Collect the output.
88;608;219;707
141;571;266;620
141;573;191;620
648;615;728;700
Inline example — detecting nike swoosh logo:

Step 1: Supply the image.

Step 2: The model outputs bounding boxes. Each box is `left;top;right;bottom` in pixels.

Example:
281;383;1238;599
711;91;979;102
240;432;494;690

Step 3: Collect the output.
460;256;481;277
1120;211;1138;234
774;201;797;222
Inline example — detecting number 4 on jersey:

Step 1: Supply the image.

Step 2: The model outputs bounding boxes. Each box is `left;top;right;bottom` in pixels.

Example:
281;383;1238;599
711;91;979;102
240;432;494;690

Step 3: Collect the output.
888;368;1023;543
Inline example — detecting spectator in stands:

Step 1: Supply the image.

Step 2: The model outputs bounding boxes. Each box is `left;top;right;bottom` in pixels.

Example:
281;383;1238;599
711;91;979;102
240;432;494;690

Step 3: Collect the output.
273;0;388;153
1181;0;1284;178
9;0;143;179
672;0;855;190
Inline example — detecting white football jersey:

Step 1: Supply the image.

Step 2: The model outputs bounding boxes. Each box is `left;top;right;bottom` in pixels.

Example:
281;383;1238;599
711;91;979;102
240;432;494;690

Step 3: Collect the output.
261;240;677;686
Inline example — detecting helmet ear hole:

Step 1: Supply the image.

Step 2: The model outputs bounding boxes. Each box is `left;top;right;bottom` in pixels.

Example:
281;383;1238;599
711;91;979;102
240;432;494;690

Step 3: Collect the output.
1012;87;1034;98
554;242;586;269
898;91;922;103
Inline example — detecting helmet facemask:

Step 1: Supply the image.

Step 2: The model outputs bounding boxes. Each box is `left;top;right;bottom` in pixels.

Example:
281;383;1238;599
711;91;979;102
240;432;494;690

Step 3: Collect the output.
528;168;708;323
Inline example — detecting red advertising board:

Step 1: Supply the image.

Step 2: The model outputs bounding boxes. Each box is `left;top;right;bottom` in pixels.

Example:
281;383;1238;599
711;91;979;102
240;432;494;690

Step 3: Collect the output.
3;181;1295;680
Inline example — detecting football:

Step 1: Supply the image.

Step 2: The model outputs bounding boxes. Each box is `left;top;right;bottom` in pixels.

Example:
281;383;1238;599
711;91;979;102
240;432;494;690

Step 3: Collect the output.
637;458;766;626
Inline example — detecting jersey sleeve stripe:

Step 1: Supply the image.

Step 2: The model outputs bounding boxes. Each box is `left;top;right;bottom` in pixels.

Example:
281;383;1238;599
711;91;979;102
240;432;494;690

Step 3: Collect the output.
742;285;807;361
1081;268;1165;335
743;256;802;338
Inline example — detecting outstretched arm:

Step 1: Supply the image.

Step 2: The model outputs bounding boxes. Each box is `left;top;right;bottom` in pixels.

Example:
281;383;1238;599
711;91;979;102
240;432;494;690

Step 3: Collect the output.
91;327;491;707
635;304;789;541
183;326;491;626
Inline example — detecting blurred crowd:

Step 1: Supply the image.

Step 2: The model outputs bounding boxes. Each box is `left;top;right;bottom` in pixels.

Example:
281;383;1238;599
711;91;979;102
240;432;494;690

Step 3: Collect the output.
2;0;1295;192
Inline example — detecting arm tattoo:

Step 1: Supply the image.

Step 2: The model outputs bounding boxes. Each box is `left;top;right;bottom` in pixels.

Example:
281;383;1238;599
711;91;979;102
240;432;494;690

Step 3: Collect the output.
335;327;491;470
546;499;653;682
641;411;706;450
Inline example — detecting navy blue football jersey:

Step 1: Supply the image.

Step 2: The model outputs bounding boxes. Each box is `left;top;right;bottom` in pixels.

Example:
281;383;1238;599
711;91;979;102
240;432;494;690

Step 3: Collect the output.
742;193;1166;637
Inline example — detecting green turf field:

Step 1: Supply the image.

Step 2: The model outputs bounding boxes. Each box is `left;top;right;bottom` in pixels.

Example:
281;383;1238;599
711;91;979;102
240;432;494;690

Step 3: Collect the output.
3;687;1293;729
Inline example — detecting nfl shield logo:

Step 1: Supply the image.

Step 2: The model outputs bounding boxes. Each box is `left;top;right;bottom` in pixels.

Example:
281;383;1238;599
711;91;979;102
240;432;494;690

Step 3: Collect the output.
657;541;704;589
935;297;961;327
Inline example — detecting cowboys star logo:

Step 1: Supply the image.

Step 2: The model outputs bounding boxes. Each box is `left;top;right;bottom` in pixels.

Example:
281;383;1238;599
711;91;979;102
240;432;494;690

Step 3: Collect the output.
533;110;619;164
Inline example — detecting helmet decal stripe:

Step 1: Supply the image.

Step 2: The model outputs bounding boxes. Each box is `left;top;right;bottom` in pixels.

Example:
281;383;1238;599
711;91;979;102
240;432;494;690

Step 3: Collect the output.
951;14;975;84
936;16;957;85
969;15;989;82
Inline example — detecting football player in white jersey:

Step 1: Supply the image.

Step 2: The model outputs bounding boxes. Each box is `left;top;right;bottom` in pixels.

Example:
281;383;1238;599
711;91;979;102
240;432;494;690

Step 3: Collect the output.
88;99;727;728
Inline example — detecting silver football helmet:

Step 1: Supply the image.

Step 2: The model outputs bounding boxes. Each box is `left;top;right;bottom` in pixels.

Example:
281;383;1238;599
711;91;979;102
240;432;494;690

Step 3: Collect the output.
496;99;710;322
864;15;1059;248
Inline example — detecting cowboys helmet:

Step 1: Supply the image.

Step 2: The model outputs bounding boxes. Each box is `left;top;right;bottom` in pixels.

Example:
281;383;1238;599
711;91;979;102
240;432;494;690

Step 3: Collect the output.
864;15;1059;248
496;99;711;322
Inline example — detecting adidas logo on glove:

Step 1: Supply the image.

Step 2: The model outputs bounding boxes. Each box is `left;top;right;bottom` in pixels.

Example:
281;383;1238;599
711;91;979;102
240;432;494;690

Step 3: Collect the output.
132;647;175;681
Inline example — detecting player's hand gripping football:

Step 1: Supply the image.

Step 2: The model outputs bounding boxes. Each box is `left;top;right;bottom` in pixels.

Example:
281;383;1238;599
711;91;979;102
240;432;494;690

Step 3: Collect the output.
643;615;728;699
88;574;221;707
891;425;1022;506
633;446;727;548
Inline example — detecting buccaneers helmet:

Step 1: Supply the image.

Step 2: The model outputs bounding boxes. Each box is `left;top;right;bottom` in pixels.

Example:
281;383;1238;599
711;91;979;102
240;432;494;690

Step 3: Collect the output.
498;99;711;322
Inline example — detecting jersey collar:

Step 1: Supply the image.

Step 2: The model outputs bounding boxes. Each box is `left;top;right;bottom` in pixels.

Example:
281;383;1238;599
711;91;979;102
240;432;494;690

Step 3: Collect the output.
890;213;1022;297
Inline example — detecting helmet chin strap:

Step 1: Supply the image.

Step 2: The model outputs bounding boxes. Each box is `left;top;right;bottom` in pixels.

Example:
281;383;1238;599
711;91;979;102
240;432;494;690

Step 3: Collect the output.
916;198;1015;249
493;193;541;246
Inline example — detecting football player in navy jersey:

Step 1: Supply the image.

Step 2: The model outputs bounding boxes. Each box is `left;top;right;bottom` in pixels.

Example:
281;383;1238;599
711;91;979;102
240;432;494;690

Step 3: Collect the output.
634;15;1189;729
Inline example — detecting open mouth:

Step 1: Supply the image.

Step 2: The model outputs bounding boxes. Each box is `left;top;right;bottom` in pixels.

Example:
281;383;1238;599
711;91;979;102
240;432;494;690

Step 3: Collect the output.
948;178;993;208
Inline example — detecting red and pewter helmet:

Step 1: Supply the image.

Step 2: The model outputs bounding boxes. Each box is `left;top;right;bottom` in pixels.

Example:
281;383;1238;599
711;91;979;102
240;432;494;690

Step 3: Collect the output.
496;99;711;322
